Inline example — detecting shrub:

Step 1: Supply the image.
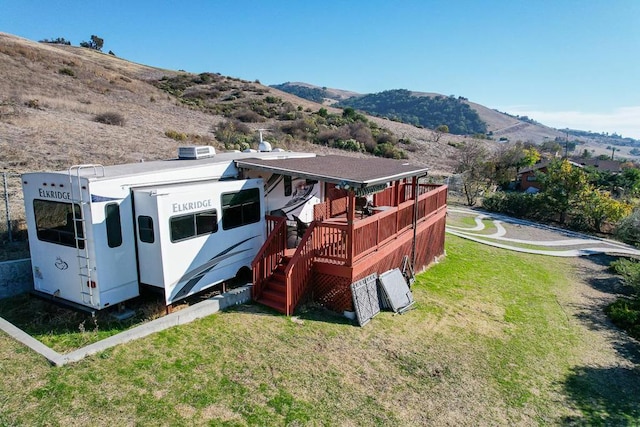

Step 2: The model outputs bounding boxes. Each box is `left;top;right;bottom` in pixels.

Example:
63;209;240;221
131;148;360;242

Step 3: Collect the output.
482;192;548;220
331;139;364;152
94;112;125;126
610;258;640;296
616;209;640;247
233;109;265;123
165;130;187;141
58;67;75;77
25;99;40;109
373;143;407;159
605;299;640;339
280;119;316;139
315;127;351;146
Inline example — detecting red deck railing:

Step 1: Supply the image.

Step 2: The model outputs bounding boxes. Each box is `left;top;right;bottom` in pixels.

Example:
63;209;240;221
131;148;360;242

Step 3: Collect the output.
283;222;318;315
253;184;448;315
251;215;287;300
351;185;447;264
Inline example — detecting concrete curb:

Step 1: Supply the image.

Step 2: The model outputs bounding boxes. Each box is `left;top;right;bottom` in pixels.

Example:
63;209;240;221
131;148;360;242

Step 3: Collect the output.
1;285;252;367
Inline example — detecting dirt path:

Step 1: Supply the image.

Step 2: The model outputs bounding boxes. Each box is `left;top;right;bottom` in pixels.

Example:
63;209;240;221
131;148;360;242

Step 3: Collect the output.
561;255;640;422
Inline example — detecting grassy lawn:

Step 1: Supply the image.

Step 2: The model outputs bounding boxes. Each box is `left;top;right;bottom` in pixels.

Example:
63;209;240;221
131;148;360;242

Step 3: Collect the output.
1;235;638;425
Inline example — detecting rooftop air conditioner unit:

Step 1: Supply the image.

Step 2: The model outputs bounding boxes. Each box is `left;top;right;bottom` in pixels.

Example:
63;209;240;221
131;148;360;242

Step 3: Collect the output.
178;146;216;160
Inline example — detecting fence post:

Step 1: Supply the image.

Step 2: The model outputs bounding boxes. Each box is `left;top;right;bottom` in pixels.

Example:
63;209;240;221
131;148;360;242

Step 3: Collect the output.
3;172;11;243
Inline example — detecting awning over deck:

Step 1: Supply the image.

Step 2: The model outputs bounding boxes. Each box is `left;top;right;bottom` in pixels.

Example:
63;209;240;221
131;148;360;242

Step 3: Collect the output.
236;155;428;190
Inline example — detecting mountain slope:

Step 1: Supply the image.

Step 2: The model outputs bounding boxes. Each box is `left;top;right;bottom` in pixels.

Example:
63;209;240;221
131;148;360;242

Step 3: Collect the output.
272;82;568;142
0;32;472;176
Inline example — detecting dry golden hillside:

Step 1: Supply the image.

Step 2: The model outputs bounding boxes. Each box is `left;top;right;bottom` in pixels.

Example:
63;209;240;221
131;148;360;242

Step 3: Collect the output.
0;32;487;177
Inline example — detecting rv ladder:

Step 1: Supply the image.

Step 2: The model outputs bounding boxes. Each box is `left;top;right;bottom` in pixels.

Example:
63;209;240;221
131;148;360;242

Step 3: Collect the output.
68;164;104;307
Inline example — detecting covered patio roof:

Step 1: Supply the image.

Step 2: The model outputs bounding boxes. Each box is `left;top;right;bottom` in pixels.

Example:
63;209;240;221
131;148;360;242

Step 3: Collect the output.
236;155;428;189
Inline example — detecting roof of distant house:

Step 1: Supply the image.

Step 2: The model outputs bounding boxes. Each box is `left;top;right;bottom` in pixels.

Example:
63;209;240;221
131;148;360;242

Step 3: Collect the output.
574;158;623;173
519;159;583;175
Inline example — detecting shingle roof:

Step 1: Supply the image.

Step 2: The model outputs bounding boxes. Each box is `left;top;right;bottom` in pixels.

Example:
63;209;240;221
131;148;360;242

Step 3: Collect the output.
236;155;428;188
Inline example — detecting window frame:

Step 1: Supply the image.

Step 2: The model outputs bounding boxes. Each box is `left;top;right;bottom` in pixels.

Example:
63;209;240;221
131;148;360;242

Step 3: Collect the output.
221;188;261;231
137;215;155;243
105;203;123;248
33;199;85;249
169;209;218;243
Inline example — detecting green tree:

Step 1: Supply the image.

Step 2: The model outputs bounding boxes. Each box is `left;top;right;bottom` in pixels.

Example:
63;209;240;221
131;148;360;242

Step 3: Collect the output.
539;140;562;155
491;142;540;187
80;35;104;51
537;159;588;224
578;186;632;232
617;167;640;197
616;209;640;246
455;141;492;206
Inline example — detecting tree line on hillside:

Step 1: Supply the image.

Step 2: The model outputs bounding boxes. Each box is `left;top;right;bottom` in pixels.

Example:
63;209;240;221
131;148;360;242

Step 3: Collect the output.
40;35;109;54
270;83;328;103
567;129;640;147
337;89;487;135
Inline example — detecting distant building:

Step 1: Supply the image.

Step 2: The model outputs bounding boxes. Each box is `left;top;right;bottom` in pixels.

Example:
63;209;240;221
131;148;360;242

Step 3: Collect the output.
574;158;623;174
517;160;583;192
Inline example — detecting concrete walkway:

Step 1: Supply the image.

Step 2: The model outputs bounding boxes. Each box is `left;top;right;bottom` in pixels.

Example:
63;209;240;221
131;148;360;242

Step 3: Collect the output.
447;207;640;257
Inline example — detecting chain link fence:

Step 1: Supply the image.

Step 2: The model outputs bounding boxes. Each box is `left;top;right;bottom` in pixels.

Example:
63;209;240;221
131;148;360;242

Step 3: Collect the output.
1;172;29;260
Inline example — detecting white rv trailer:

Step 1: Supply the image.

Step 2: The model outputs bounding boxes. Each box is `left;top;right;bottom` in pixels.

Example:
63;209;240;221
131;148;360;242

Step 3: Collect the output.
21;148;321;310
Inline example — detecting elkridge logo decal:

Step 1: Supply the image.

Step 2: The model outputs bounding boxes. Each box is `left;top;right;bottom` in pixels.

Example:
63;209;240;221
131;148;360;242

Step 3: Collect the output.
55;257;69;270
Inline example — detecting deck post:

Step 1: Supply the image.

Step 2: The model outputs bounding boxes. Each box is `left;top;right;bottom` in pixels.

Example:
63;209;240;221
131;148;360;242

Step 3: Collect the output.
393;181;401;206
411;176;419;267
346;190;355;267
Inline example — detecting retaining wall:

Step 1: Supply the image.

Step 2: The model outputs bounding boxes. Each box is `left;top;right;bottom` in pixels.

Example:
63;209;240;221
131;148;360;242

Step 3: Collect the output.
0;258;32;299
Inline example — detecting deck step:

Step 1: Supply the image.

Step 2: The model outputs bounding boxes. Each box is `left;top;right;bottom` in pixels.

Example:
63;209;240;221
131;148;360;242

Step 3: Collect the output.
262;288;286;304
271;269;286;282
265;279;286;292
256;296;286;313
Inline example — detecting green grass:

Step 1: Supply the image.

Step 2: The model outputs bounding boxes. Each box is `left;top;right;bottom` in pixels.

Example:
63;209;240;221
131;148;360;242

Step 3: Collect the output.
1;236;639;425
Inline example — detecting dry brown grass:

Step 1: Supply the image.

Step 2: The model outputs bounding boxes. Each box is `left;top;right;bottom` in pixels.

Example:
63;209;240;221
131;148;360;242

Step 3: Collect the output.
0;31;482;178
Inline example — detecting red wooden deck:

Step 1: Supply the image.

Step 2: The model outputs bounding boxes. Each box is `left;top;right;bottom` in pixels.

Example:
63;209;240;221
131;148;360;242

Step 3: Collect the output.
252;182;447;315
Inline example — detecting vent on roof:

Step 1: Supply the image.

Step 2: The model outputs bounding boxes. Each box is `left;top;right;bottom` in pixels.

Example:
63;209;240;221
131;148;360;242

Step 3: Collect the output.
178;146;216;159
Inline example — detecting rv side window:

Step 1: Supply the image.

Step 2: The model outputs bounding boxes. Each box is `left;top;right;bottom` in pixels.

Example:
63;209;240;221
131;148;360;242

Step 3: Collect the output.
33;200;84;249
105;203;122;248
138;215;154;243
284;176;292;197
221;188;261;230
170;209;218;242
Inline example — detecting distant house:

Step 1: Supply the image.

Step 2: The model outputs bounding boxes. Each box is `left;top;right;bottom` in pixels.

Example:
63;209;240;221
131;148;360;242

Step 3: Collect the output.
517;160;551;192
517;159;583;192
575;158;623;174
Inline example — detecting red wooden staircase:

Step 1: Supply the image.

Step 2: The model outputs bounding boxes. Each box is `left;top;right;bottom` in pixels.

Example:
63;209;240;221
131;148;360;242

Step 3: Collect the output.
254;256;289;313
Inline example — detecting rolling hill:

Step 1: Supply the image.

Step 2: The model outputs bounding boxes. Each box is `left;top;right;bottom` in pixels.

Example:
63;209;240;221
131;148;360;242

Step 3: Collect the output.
1;31;637;184
272;83;640;161
0;32;469;177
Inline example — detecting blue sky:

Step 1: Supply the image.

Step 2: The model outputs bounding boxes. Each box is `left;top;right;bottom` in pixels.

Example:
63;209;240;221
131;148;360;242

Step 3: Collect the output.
2;0;639;138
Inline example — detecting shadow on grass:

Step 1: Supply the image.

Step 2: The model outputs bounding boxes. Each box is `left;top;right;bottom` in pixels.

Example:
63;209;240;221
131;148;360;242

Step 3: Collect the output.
0;291;166;340
563;365;640;425
295;305;354;325
227;300;356;326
